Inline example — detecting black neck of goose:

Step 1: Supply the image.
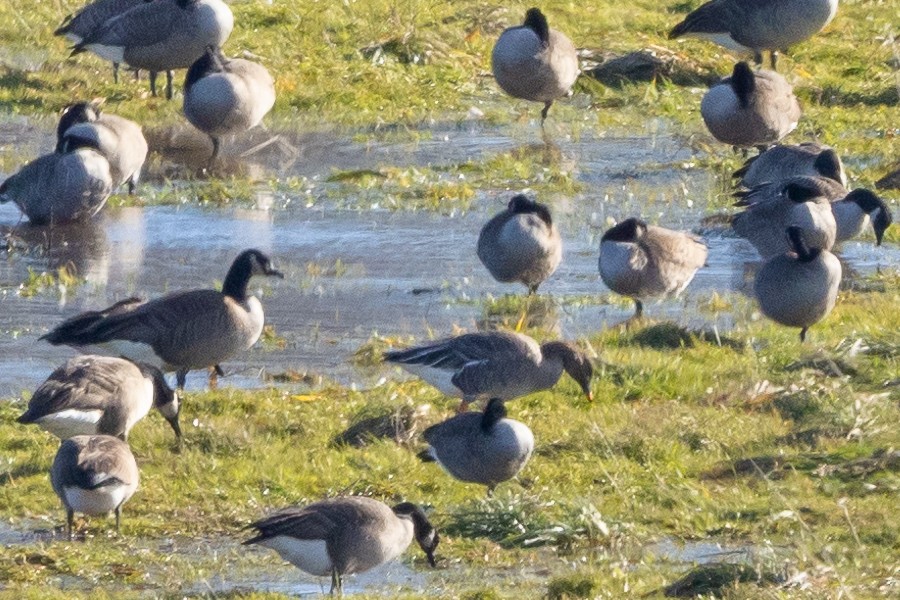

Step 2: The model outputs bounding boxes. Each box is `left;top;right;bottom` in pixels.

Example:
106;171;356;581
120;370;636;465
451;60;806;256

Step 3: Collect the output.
602;217;646;242
62;134;102;154
846;189;893;245
138;363;176;407
731;62;755;109
523;8;550;45
393;502;438;565
186;46;225;90
508;194;553;227
813;149;843;183
786;227;819;262
56;102;98;152
222;256;253;300
481;399;507;432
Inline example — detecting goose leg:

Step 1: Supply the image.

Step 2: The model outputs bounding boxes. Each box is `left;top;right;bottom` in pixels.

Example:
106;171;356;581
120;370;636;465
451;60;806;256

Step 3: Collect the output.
165;70;174;100
753;51;764;67
115;504;122;534
527;283;539;295
127;177;136;195
66;508;74;541
176;369;188;390
456;398;472;414
634;299;644;318
208;137;221;169
208;366;218;389
330;567;342;595
540;101;552;126
150;71;159;97
770;51;779;71
799;327;808;342
112;62;120;84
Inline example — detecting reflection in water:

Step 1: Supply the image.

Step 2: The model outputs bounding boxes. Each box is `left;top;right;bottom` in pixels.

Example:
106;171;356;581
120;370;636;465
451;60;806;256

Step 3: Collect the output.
2;219;110;287
478;295;561;334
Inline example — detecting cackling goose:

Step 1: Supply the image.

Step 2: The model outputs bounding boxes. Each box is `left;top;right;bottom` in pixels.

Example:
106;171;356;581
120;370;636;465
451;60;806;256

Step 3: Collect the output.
72;0;234;100
733;143;846;188
668;0;839;69
477;194;562;294
183;46;276;164
492;8;579;124
244;497;439;595
18;356;180;441
701;62;801;149
421;398;534;494
41;249;284;389
384;330;593;412
51;434;139;540
598;218;708;318
755;226;841;341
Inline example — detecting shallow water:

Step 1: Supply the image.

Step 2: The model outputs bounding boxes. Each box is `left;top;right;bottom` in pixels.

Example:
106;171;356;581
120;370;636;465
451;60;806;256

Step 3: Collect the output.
1;118;897;401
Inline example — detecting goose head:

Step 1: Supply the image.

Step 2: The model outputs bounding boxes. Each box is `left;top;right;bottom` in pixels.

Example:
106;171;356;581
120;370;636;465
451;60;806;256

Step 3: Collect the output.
138;363;181;439
480;398;507;433
523;8;550;46
786;226;820;262
729;62;756;109
185;45;227;90
392;502;439;567
222;249;284;299
56;101;102;152
813;149;846;185
542;341;593;400
601;217;647;243
508;194;553;227
844;189;893;246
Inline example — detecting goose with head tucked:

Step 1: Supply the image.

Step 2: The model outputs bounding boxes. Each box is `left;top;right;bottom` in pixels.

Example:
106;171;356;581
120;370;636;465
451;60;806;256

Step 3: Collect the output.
755;226;841;341
598;218;708;318
384;330;593;412
668;0;839;70
477;194;562;294
17;356;180;441
72;0;234;99
701;62;801;149
41;249;284;389
183;45;276;164
421;398;534;494
51;434;139;540
244;496;439;595
733;142;846;188
491;7;579;125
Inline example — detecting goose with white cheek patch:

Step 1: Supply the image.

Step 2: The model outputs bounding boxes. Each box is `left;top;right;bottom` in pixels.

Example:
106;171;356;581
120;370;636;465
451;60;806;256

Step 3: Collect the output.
41;249;284;389
51;434;139;540
244;497;439;596
733;142;846;188
755;226;841;342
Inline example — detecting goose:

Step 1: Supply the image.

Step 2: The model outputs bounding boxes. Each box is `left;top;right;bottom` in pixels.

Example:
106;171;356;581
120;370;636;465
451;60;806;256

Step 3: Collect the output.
668;0;839;69
491;7;579;124
421;398;534;494
477;194;562;294
755;226;841;341
183;45;276;164
244;497;439;595
50;434;139;540
55;0;151;83
57;101;148;194
701;62;801;149
384;330;593;412
598;218;708;318
733;143;846;188
0;138;112;225
17;356;180;441
72;0;234;100
40;249;284;388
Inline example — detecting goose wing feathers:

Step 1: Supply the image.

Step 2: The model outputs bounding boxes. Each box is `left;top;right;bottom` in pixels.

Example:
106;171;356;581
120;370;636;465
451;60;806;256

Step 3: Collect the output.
55;436;134;490
78;2;181;48
245;499;381;544
384;332;538;371
18;358;129;422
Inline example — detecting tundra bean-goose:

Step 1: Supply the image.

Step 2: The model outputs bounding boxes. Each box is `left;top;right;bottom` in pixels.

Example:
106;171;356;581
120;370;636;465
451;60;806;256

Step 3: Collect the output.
492;8;579;125
755;226;841;341
57;101;148;194
598;218;708;318
701;62;801;149
55;0;150;83
18;356;180;441
477;194;562;294
0;136;112;225
51;434;139;540
41;249;284;389
668;0;839;69
421;398;534;494
733;143;846;188
183;45;276;164
384;330;593;412
244;497;439;595
72;0;234;99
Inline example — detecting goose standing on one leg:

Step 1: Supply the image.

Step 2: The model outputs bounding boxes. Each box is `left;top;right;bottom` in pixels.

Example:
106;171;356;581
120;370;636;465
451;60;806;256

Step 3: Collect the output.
754;226;841;341
244;497;439;595
598;218;708;318
477;194;562;294
491;7;579;125
41;249;284;389
183;45;276;166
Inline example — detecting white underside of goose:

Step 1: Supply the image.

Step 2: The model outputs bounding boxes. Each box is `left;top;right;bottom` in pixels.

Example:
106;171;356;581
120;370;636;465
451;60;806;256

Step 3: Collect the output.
36;409;103;439
396;363;463;398
64;484;130;515
691;32;751;53
259;537;333;576
85;339;167;370
85;43;126;64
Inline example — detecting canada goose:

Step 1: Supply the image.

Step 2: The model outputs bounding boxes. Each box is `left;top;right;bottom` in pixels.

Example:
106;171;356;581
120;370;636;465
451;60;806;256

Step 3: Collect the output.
183;46;276;164
50;434;139;540
421;398;534;494
831;188;893;245
72;0;234;100
477;194;562;294
755;226;841;341
0;138;112;225
244;497;439;595
384;330;593;412
733;143;846;188
701;62;801;149
17;356;180;441
55;0;150;83
57;101;148;194
491;8;579;124
598;218;708;318
668;0;839;69
41;249;284;388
